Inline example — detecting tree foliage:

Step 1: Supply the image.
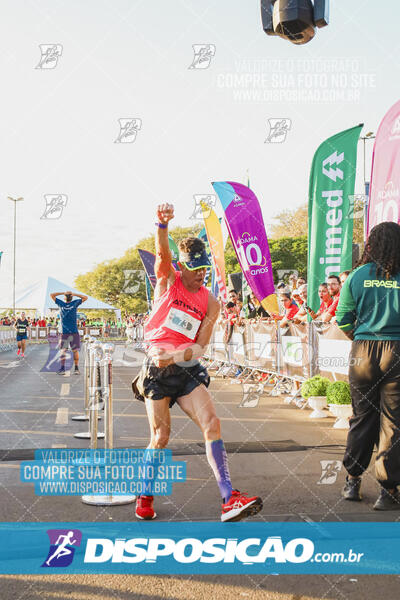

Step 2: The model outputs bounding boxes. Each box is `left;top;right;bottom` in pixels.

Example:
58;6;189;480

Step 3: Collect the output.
224;236;308;282
352;197;364;246
270;204;308;239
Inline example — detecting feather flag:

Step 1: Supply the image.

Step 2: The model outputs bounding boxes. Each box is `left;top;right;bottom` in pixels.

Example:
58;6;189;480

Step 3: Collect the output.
200;203;228;302
212;181;278;314
308;124;362;311
168;235;179;270
367;101;400;233
198;226;212;286
137;249;157;289
145;273;152;311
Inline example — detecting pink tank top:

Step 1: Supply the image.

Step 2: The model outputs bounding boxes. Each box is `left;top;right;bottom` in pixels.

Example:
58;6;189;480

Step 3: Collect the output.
144;271;209;352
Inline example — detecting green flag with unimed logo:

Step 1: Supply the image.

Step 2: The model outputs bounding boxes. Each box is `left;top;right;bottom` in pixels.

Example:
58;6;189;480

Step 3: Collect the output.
168;235;179;263
308;124;363;313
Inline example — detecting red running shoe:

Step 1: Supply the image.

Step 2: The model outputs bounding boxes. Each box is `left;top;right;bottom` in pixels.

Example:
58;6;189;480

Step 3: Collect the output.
135;495;156;520
221;490;262;522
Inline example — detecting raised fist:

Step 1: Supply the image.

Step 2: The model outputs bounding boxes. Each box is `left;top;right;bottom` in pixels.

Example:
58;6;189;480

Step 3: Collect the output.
157;203;174;225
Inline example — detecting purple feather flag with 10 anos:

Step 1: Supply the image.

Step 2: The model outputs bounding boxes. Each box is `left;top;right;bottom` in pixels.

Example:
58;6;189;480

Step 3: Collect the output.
212;181;278;314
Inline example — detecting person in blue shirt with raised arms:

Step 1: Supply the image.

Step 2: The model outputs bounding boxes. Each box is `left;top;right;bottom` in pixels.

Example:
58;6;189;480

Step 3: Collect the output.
50;290;88;375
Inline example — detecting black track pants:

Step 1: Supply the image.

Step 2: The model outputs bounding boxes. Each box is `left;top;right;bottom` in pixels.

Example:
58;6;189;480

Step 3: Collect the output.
343;339;400;489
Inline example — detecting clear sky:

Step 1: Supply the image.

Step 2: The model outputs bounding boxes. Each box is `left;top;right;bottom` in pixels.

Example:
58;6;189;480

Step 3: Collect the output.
0;0;399;306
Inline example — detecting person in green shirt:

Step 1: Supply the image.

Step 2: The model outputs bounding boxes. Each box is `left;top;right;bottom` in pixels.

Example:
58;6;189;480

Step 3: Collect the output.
336;221;400;510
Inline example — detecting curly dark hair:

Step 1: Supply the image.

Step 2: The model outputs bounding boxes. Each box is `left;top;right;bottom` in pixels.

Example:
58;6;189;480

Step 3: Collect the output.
178;237;205;254
357;221;400;279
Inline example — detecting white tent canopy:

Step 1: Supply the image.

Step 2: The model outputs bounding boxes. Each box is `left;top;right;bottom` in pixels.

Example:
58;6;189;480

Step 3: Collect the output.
13;276;121;319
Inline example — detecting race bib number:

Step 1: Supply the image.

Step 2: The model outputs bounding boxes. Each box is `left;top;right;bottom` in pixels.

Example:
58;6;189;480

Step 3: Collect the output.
164;307;201;340
18;327;26;334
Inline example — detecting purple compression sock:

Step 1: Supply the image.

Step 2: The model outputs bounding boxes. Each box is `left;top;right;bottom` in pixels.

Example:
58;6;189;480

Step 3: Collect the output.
205;439;233;502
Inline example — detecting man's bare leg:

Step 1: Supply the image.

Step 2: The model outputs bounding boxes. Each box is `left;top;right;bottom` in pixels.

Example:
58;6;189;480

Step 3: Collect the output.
135;396;171;520
144;396;171;449
177;384;220;441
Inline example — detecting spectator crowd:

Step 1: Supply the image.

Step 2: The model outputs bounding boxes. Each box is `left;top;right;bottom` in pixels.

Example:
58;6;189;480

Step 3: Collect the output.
218;270;350;330
0;312;148;338
1;271;349;341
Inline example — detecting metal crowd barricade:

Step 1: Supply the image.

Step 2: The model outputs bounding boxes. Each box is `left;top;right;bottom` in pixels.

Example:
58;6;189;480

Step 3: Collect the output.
86;327;102;337
122;323;145;348
0;326;17;352
206;319;352;391
38;327;49;341
133;324;144;348
312;321;352;381
80;341;136;506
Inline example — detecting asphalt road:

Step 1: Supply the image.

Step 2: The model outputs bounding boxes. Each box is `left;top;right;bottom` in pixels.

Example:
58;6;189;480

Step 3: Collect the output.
0;341;399;599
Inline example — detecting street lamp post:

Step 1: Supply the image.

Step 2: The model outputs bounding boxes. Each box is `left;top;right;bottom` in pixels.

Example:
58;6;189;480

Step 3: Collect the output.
7;196;24;315
360;132;375;242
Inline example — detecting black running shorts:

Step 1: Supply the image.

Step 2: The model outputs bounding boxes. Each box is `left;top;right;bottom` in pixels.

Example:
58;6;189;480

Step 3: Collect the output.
132;358;210;408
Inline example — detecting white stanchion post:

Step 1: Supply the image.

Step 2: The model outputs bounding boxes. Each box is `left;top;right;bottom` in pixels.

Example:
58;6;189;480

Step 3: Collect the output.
74;340;104;439
72;335;99;422
82;343;136;506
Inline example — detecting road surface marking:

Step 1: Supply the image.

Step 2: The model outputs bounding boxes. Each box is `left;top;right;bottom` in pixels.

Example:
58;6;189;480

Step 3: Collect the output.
0;429;74;437
0;361;20;369
0;409;60;414
29;396;83;400
0;409;272;423
60;383;70;396
52;444;67;448
55;407;69;425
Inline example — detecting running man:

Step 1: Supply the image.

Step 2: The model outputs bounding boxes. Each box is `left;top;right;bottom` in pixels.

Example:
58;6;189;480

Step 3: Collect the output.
45;531;77;566
132;203;262;522
15;312;29;357
50;290;88;375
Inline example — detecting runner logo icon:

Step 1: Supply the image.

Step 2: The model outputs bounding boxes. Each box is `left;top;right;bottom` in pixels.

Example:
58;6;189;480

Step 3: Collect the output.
188;44;216;69
265;118;291;143
42;529;82;568
317;461;342;485
35;44;63;69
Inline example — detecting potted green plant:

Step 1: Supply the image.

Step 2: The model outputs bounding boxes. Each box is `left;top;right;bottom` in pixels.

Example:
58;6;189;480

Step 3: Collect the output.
326;381;352;429
300;375;331;418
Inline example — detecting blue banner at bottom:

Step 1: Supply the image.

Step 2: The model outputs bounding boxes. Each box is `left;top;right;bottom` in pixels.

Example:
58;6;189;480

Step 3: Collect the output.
0;522;398;574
